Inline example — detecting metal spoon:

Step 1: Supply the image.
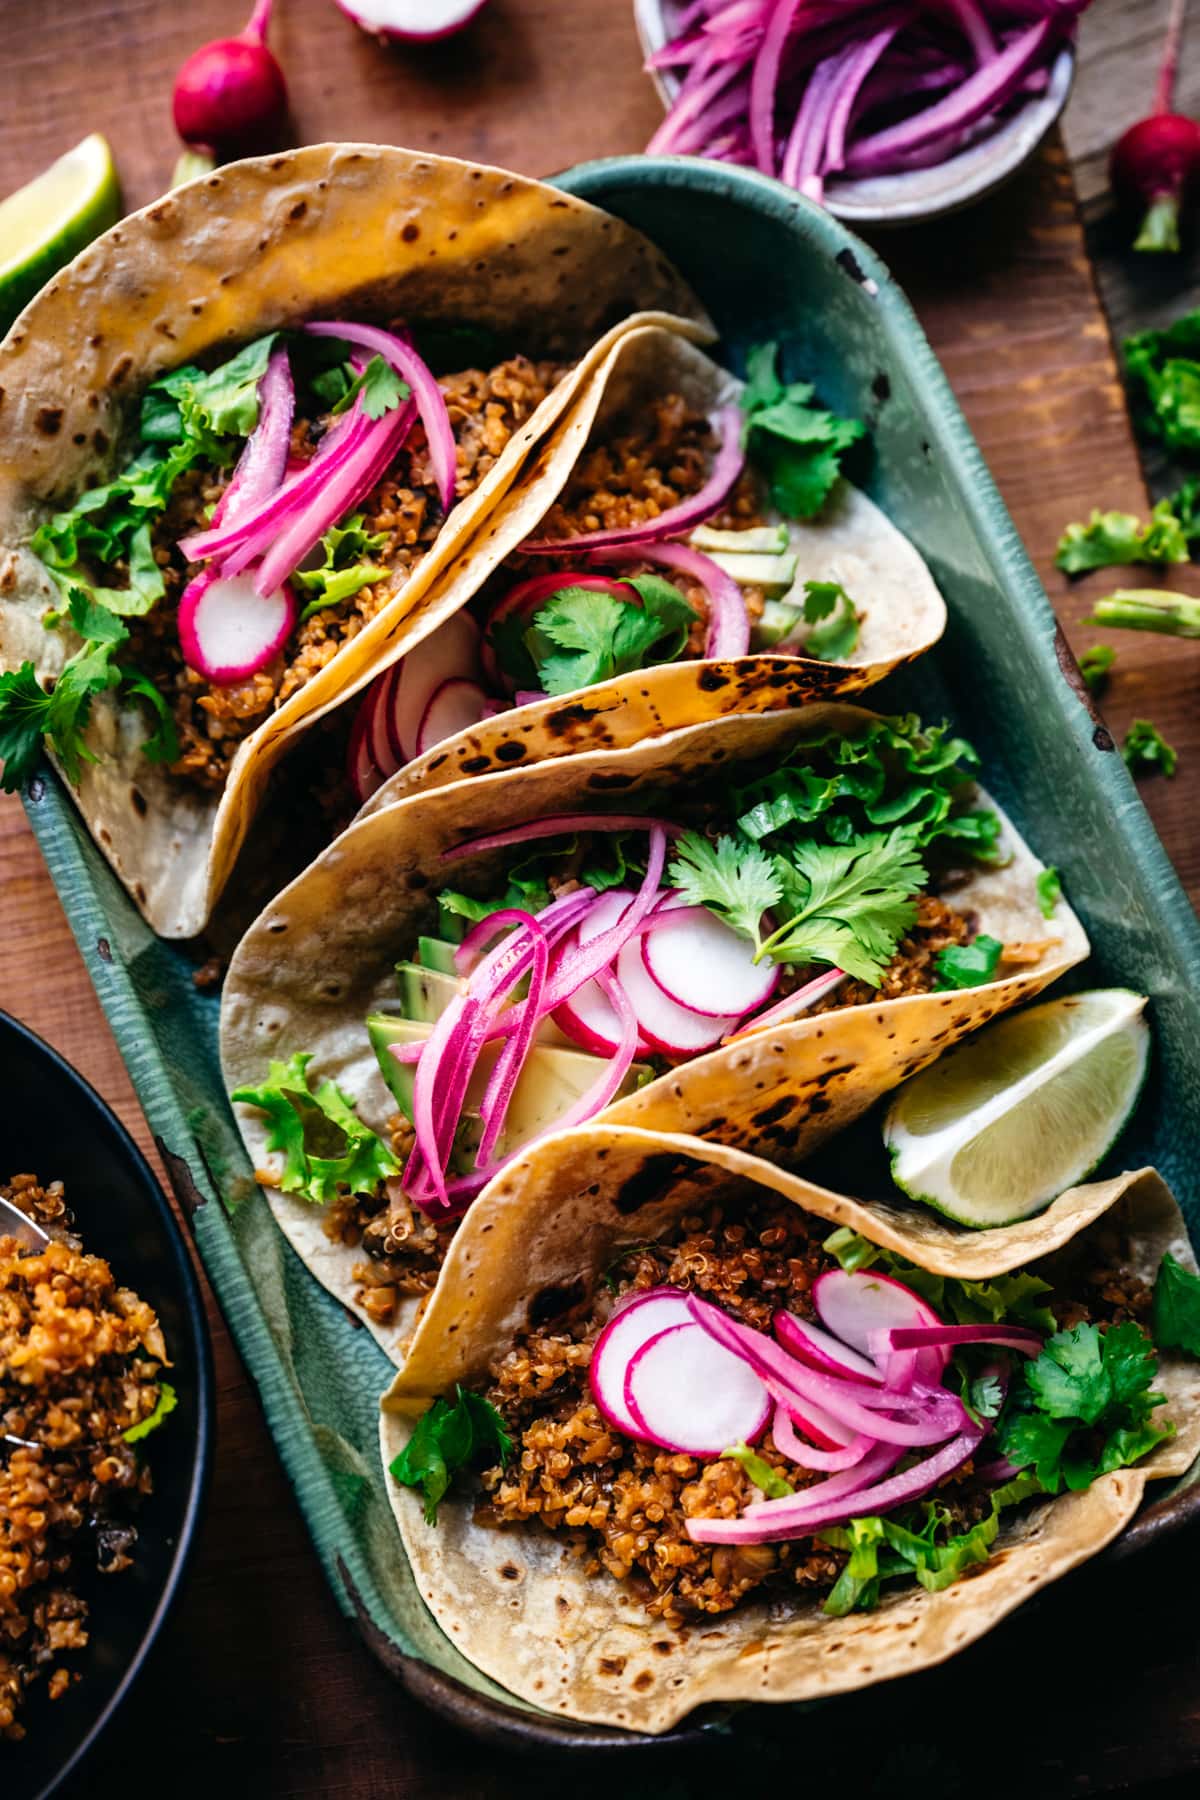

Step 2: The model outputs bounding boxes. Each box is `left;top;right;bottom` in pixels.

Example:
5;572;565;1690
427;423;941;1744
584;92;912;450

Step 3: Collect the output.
1;1197;49;1455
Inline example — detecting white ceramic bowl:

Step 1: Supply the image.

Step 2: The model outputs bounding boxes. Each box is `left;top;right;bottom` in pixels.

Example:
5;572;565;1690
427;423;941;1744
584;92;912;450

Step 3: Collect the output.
632;0;1075;226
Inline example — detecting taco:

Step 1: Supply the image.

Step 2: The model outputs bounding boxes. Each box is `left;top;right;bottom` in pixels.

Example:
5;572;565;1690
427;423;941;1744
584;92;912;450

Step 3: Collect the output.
379;1122;1200;1733
339;326;947;808
0;143;706;936
220;701;1085;1359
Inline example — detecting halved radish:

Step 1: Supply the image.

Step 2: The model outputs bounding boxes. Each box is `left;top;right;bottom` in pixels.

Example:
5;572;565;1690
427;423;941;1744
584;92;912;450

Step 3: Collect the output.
642;905;778;1019
333;0;489;42
415;678;490;755
178;568;296;684
772;1312;883;1386
624;1321;770;1455
617;938;740;1055
589;1288;694;1436
391;611;481;762
812;1270;948;1386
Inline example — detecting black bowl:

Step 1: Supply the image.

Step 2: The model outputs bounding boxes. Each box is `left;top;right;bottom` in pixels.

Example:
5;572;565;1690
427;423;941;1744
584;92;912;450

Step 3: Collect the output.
0;1010;213;1800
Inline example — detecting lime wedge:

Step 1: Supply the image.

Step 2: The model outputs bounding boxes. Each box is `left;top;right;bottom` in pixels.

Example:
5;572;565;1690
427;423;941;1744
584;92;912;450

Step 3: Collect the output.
0;134;121;335
884;989;1150;1227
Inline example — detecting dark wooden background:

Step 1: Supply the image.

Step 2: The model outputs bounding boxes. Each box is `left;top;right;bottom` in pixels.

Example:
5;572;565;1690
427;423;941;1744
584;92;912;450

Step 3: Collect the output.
2;1;1199;1793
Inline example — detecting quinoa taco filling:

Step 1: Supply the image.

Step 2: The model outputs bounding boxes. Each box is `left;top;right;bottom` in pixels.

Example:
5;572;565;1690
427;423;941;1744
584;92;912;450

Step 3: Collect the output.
387;1183;1184;1629
0;1174;174;1740
232;708;1055;1332
0;324;569;798
346;340;881;805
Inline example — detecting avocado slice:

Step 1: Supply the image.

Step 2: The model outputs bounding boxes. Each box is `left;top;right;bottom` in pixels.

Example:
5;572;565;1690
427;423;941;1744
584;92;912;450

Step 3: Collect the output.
704;550;798;595
394;961;574;1048
690;523;789;555
367;1013;650;1168
417;935;460;975
753;599;805;649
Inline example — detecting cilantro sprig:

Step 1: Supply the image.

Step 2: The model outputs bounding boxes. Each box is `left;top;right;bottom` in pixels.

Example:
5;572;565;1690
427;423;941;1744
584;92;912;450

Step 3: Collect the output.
1122;718;1178;778
1079;644;1117;694
389;1387;512;1524
1055;503;1189;575
231;1050;399;1206
488;576;696;697
741;343;865;520
1124;309;1200;454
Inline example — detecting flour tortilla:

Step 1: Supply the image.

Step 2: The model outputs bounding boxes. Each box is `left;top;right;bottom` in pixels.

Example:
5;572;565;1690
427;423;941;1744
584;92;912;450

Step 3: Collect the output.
219;701;1087;1363
358;326;948;811
0;143;709;936
380;1131;1200;1733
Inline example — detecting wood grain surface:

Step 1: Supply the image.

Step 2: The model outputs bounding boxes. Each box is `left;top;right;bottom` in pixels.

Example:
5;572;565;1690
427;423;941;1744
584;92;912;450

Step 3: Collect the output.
1;2;1198;1794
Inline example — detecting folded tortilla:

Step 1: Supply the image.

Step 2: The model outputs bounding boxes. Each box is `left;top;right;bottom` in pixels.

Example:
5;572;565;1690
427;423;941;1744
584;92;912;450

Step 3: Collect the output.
220;701;1087;1363
380;1124;1200;1733
0;143;708;935
358;324;948;811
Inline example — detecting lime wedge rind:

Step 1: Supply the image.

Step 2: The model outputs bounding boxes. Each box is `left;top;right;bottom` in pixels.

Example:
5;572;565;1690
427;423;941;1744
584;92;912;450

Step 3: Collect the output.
0;134;121;336
884;989;1151;1230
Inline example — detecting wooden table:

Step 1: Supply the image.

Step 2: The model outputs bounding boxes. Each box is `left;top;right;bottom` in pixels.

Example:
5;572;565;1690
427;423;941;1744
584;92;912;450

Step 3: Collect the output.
2;2;1199;1793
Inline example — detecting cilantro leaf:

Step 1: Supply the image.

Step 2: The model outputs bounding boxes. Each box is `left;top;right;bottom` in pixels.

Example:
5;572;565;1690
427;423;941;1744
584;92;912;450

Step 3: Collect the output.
934;933;1003;990
124;1381;178;1444
0;664;55;791
120;667;179;765
294;512;389;618
801;578;860;662
1124;310;1200;453
741;342;865;520
760;831;925;985
516;579;695;696
1055;502;1189;575
331;354;410;421
231;1050;400;1205
667;830;782;951
1170;474;1200;544
1036;867;1061;919
389;1386;512;1525
723;1442;794;1498
1079;643;1116;694
996;1321;1172;1494
1122;718;1177;777
1152;1253;1200;1359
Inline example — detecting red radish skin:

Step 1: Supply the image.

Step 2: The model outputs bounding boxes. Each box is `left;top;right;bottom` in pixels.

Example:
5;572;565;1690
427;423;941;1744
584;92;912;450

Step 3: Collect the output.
177;569;296;685
641;904;778;1019
1111;0;1200;252
772;1311;883;1386
333;0;490;42
589;1289;695;1436
623;1321;771;1455
415;678;490;756
173;0;288;159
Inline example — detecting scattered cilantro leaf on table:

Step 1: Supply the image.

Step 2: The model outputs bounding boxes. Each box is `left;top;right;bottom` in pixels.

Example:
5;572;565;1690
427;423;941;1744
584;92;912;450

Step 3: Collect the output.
231;1050;399;1205
1054;502;1189;575
1122;718;1178;778
1078;643;1117;694
1124;310;1200;454
389;1387;512;1525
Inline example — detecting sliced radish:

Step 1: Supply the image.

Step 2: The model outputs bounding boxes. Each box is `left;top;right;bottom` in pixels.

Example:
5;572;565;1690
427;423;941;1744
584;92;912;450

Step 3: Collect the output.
589;1288;694;1436
641;905;778;1019
347;698;386;803
391;611;481;762
415;677;490;756
333;0;489;42
772;1312;883;1386
178;568;296;685
578;888;637;945
624;1321;770;1455
812;1269;948;1386
617;938;740;1055
551;928;653;1056
371;665;402;780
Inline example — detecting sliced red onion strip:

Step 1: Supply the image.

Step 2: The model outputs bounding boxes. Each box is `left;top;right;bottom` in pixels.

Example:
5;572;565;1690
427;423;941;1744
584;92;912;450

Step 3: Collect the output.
210;347;295;531
475;920;549;1167
587;542;749;660
306;320;458;514
454;888;595;976
726;969;847;1039
873;1323;1043;1356
441;813;678;865
779;43;849;196
823;23;905;176
749;0;805;173
771;1402;877;1473
522;406;745;555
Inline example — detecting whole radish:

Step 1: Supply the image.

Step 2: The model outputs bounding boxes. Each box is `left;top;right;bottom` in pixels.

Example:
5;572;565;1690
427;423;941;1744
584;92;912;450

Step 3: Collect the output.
173;0;289;163
1111;0;1200;252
